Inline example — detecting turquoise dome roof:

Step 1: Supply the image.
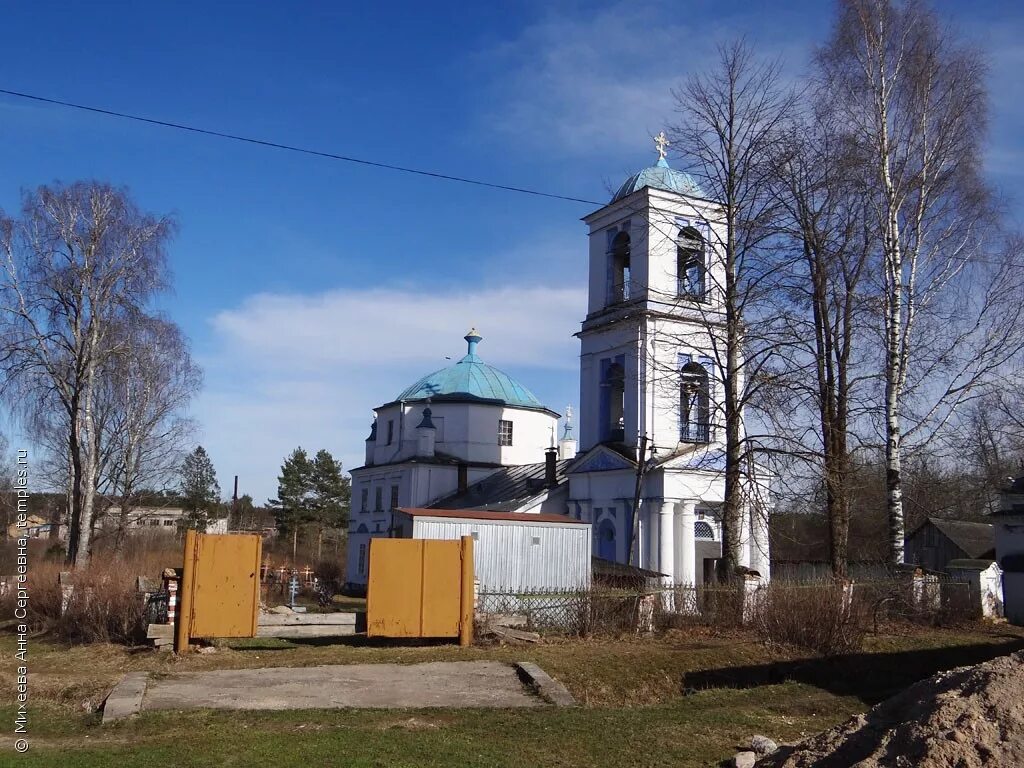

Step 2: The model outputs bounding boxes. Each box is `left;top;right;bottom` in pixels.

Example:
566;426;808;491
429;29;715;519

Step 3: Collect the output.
395;330;548;411
611;156;704;202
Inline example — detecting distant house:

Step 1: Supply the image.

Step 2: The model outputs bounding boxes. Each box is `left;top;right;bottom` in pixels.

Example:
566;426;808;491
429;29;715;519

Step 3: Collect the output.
101;505;228;534
904;517;996;573
995;474;1024;625
5;514;63;541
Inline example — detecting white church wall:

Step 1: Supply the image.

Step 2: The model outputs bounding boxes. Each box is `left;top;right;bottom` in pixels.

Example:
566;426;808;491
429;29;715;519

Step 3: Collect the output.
369;401;556;467
662;470;726;505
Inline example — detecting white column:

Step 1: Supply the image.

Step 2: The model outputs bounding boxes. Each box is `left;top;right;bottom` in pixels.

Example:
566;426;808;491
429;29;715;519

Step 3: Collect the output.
646;502;659;572
659;499;675;582
676;500;697;587
634;501;644;567
659;499;676;610
739;501;752;568
578;500;592;523
749;504;771;581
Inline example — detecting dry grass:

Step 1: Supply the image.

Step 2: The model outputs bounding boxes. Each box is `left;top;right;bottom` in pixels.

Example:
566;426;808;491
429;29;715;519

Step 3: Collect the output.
2;621;1021;768
0;539;182;645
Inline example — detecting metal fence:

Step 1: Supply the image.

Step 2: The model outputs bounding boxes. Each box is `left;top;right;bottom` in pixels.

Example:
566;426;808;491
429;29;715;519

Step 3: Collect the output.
477;574;980;638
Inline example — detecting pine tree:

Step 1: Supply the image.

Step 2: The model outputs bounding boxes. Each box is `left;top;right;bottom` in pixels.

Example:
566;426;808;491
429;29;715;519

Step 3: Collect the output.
268;448;317;561
310;449;351;559
179;446;221;532
269;447;350;562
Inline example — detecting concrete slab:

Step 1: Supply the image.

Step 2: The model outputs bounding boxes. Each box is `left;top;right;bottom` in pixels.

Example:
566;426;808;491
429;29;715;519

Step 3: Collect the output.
103;672;149;723
142;661;542;711
515;662;577;706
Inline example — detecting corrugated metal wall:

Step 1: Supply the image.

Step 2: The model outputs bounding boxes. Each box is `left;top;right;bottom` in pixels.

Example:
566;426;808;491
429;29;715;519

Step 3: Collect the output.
408;517;591;592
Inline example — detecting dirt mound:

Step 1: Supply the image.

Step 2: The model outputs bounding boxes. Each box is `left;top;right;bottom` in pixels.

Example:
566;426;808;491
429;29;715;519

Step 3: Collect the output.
758;651;1024;768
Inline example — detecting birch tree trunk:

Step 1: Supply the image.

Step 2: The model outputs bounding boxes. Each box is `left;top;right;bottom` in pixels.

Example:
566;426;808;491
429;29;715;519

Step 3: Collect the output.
820;0;1000;565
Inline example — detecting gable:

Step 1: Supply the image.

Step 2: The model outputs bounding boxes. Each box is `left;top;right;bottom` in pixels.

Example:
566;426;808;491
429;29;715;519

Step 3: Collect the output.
567;445;635;474
911;518;995;559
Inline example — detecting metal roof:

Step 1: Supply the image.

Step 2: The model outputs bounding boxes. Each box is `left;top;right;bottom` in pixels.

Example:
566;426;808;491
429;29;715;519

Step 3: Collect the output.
397;507;585;525
611;157;704;203
429;459;572;512
393;330;549;411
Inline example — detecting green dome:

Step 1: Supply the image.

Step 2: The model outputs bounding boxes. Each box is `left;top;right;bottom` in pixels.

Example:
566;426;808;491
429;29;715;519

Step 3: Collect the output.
395;330;547;411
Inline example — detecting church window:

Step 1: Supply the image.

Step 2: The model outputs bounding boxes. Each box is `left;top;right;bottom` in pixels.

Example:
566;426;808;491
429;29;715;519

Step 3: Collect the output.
386;420;395;445
600;360;626;442
677;227;706;300
679;361;710;443
358;543;367;575
608;231;632;304
498;419;514;446
360;488;368;513
390;485;399;511
374;487;383;512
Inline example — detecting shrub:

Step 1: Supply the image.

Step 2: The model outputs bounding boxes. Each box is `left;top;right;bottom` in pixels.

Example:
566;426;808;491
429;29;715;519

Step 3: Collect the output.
753;582;868;656
0;556;149;645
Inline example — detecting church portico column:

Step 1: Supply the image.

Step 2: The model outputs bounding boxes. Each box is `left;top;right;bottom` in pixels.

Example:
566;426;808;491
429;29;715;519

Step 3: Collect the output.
646;501;659;572
659;499;676;609
675;500;697;587
578;500;592;523
739;501;752;569
750;502;771;581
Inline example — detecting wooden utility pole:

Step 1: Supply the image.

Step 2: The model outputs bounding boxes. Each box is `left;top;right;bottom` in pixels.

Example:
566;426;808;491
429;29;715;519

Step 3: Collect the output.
627;435;649;566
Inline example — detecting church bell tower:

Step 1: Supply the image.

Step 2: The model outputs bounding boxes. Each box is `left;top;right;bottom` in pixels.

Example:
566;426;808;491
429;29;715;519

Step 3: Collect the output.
577;134;726;458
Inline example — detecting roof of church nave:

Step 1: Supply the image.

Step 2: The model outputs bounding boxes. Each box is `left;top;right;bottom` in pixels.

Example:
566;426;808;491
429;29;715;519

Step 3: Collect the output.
610;132;704;203
392;329;551;412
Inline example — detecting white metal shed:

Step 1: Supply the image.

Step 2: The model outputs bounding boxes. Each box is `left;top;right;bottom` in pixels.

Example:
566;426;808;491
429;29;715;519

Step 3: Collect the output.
393;507;591;592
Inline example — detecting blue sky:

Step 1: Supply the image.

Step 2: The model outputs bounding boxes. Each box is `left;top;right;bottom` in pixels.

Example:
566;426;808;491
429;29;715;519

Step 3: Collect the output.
2;0;1021;502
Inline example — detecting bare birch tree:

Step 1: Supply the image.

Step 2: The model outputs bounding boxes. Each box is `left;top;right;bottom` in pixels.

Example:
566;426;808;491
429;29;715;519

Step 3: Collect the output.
94;316;201;548
0;182;174;566
818;0;1019;563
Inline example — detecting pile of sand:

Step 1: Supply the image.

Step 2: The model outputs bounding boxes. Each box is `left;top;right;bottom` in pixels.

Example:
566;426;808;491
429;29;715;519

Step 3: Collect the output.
758;651;1024;767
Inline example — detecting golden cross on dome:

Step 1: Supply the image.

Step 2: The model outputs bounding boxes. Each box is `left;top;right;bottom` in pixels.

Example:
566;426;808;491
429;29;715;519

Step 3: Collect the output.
654;131;669;160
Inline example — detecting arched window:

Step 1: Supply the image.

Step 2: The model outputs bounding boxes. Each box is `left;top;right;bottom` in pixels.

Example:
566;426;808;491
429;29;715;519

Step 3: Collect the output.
609;231;632;304
677;227;705;300
680;361;710;443
695;521;714;540
603;361;626;442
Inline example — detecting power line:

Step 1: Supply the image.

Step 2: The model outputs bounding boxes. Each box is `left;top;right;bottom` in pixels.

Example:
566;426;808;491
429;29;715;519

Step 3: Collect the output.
0;87;604;206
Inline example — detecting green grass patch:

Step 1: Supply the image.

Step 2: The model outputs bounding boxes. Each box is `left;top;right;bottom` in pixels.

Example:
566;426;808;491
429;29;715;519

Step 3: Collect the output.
6;683;857;768
2;623;1021;767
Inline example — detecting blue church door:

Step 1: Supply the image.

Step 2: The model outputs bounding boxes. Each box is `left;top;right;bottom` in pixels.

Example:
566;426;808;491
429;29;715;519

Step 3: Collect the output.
597;519;617;561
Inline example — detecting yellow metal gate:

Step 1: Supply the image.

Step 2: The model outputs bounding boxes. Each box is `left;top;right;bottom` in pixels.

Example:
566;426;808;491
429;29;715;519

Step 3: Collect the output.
366;536;474;645
176;530;262;652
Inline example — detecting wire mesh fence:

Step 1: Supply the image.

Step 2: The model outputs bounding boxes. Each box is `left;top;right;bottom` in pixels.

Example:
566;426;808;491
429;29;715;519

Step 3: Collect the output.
477;573;981;642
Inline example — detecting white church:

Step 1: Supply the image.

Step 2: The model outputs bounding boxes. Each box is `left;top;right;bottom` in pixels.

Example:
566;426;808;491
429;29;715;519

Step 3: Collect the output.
345;138;770;591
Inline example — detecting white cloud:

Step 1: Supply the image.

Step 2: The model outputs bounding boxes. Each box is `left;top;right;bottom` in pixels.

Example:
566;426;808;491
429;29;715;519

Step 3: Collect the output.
476;2;692;156
210;285;584;370
473;1;807;159
193;283;586;502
